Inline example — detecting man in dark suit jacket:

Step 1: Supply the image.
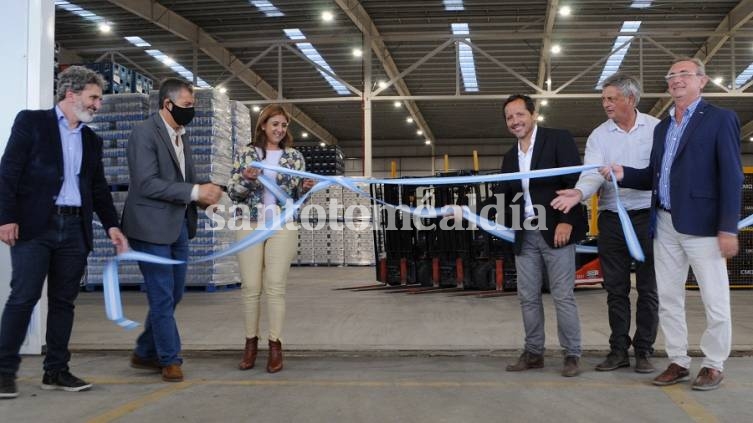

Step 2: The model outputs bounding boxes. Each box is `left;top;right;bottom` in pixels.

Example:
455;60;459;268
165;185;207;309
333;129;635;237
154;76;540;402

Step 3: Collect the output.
0;66;128;398
608;58;743;391
495;95;586;378
121;78;221;383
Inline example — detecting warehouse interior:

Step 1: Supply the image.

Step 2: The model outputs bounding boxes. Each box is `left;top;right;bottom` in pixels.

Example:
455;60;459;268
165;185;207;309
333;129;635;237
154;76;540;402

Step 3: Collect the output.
2;0;753;421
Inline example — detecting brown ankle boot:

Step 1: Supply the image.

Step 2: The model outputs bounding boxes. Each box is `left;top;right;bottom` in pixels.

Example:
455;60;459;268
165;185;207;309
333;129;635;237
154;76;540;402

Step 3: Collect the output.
267;339;283;373
238;337;258;370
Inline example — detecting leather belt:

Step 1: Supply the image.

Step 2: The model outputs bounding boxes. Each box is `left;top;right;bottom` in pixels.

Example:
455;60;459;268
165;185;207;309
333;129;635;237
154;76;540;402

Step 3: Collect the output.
55;206;81;216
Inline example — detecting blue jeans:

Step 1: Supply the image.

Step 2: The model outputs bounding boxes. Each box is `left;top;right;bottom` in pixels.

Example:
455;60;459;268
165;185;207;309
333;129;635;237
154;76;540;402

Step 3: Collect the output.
129;220;189;367
0;215;88;375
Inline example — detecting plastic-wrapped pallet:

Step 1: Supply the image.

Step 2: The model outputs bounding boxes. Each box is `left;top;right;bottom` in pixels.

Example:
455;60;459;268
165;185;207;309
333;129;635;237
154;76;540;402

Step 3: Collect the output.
88;93;150;185
186;193;240;289
85;191;143;288
149;88;234;186
342;182;375;265
295;224;315;265
297;145;345;175
231;101;252;157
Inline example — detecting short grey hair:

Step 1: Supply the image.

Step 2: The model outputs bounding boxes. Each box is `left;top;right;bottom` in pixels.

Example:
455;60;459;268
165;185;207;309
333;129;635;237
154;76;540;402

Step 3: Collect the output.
158;77;194;109
56;65;106;102
602;73;642;103
671;56;706;76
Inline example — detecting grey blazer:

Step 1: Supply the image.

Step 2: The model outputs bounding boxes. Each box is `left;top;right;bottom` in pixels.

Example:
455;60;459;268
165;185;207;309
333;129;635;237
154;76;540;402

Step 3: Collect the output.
122;113;199;244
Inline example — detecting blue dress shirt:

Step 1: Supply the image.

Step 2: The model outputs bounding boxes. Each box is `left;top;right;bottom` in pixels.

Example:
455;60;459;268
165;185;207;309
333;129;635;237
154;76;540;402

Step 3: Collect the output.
55;105;83;206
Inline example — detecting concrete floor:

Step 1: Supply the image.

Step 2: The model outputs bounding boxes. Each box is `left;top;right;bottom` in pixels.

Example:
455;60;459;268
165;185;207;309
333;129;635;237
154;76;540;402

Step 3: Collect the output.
2;267;753;422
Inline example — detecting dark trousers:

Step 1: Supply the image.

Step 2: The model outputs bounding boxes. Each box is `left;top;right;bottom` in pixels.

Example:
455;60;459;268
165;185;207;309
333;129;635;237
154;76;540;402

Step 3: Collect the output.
597;210;658;354
129;220;189;367
0;215;88;375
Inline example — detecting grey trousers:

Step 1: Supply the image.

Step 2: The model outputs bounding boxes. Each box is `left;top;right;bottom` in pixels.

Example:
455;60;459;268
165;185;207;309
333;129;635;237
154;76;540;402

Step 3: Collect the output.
515;230;582;357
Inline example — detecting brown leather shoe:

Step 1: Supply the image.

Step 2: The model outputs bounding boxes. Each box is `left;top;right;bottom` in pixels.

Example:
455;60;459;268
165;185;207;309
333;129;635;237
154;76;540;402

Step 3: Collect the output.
267;339;283;373
691;367;724;391
130;354;161;372
239;337;258;370
562;356;581;377
652;363;689;386
161;364;183;382
506;351;544;372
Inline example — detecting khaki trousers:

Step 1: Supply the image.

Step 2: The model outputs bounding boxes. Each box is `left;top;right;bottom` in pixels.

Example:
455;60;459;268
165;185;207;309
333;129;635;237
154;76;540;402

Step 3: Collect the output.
236;222;298;341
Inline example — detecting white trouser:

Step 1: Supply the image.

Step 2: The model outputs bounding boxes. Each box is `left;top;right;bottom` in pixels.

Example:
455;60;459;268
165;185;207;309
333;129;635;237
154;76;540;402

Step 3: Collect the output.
654;210;731;371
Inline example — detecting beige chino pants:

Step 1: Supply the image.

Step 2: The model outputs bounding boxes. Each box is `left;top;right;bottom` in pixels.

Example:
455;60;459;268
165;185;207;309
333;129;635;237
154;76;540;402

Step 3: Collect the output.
236;221;298;342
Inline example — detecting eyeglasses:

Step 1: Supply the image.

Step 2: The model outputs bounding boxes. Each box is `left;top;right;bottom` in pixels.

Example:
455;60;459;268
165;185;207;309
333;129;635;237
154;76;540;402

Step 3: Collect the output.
664;71;702;82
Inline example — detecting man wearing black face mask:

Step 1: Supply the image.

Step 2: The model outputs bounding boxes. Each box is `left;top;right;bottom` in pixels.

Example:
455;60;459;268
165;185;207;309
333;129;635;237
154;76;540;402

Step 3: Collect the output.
122;78;222;383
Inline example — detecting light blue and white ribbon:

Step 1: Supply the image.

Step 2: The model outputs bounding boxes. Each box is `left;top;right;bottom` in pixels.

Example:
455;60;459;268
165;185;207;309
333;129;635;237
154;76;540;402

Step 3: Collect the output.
108;161;753;329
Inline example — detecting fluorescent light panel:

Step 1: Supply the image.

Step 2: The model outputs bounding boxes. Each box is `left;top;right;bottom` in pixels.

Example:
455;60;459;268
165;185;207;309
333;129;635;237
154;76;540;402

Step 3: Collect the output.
283;28;350;95
144;49;211;88
595;21;641;89
630;1;653;8
451;23;479;92
124;36;150;47
55;0;104;23
250;1;284;17
735;63;753;87
57;2;211;88
444;0;464;11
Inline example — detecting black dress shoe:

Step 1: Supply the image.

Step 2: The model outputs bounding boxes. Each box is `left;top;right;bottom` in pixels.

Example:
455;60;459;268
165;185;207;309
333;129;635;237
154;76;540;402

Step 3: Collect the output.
634;353;656;374
595;350;630;371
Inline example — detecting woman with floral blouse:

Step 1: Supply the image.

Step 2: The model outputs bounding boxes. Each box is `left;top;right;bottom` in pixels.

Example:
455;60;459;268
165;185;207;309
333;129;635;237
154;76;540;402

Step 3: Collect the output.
227;104;313;373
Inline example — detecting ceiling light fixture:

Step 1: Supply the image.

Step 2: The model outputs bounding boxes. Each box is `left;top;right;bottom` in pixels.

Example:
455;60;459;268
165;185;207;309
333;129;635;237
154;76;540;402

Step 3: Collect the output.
550;44;562;54
302;132;309;138
406;117;414;124
321;11;334;22
352;48;363;58
98;22;112;33
559;6;572;17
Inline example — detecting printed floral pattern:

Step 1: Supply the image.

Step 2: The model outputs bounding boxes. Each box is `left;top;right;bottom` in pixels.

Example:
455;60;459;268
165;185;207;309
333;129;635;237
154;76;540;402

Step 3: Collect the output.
227;145;306;220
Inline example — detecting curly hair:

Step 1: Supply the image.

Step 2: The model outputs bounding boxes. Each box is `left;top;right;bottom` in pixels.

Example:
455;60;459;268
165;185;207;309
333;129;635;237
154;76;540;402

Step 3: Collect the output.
56;65;106;102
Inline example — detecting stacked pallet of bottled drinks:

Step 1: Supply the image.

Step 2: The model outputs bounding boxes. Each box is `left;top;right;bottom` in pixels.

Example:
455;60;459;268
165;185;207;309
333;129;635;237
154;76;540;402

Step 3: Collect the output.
231;101;252;156
84;94;149;289
294;183;375;266
83;89;244;290
151;89;239;289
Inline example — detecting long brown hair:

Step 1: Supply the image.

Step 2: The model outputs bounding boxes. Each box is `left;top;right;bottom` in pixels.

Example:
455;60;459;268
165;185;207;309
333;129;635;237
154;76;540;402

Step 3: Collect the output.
252;104;293;159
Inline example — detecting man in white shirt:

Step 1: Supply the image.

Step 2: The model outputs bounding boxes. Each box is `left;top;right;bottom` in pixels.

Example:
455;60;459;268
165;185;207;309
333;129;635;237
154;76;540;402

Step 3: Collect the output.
551;73;659;373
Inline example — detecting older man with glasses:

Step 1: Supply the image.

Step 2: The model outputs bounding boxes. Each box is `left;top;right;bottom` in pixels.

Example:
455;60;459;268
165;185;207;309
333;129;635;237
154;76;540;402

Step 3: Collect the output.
604;57;743;391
